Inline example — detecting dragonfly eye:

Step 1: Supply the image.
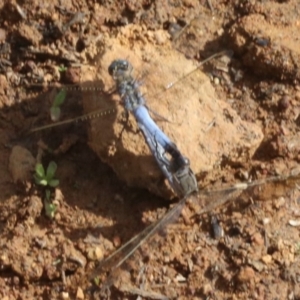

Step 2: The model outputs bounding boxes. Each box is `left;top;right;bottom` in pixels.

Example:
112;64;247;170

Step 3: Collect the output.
108;60;130;77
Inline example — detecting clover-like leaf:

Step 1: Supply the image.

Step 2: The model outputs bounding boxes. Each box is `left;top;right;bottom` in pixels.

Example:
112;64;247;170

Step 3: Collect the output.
48;179;60;188
35;163;45;178
50;106;61;122
34;162;59;188
53;89;66;107
46;161;58;180
58;66;67;72
34;174;48;186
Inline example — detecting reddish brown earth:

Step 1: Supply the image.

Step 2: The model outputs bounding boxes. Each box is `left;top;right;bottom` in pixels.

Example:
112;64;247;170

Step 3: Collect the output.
0;0;300;299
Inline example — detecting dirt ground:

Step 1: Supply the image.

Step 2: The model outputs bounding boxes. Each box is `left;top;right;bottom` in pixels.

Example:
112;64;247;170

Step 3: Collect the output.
1;0;300;299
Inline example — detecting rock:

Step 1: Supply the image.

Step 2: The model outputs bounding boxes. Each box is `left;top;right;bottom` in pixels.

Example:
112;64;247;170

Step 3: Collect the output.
80;25;263;197
18;23;42;46
61;292;69;299
87;246;104;261
229;14;300;81
8;146;36;183
261;254;272;264
0;28;6;42
76;287;84;299
237;266;255;283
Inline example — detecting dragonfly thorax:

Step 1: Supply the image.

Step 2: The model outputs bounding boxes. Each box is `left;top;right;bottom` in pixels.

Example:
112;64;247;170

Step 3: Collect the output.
109;59;145;111
108;59;133;82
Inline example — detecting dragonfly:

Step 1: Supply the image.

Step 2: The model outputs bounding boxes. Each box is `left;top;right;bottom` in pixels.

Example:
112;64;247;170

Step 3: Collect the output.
107;58;198;197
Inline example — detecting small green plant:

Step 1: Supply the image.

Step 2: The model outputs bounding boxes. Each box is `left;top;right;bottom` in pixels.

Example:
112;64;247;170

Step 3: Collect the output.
44;199;57;219
93;276;100;286
50;89;66;122
44;189;57;219
34;161;59;219
58;65;67;72
34;161;60;187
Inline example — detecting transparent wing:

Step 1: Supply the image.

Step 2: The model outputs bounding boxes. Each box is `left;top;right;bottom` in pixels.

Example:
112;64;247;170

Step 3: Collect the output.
28;83;118;133
90;171;300;284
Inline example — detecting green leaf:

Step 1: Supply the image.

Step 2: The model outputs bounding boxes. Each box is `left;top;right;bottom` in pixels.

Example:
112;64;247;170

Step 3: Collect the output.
35;163;45;178
34;176;41;185
46;161;57;179
34;175;47;186
39;179;48;186
53;89;66;107
48;179;59;188
50;106;61;122
58;66;67;72
44;200;56;219
94;276;100;285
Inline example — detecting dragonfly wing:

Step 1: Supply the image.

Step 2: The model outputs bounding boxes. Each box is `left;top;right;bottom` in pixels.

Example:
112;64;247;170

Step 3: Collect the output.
89;196;187;280
191;172;300;215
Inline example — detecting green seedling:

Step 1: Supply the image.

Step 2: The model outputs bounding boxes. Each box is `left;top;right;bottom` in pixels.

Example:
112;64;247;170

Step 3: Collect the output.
93;276;100;286
44;199;57;219
34;161;60;187
58;65;67;72
50;89;66;122
34;162;59;219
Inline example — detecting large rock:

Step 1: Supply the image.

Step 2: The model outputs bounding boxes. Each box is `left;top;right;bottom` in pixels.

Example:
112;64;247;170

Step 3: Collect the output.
80;25;263;197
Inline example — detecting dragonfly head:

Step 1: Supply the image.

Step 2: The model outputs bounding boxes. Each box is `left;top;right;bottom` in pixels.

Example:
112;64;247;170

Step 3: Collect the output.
108;59;133;82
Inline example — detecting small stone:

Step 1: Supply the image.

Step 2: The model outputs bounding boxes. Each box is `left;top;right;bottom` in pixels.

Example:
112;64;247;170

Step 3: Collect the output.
153;30;168;45
288;219;300;227
175;273;186;282
237;266;255;283
213;77;220;85
251;232;264;246
113;236;121;247
202;283;213;295
274;197;285;209
0;28;6;42
261;254;272;264
1;253;8;263
217;28;224;36
278;95;289;110
76;287;84;299
87;247;103;261
61;292;69;299
250;260;265;272
8;146;36;183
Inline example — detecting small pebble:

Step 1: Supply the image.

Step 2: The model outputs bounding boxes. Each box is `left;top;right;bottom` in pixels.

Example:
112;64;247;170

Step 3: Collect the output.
261;254;272;264
288;219;300;227
76;287;84;299
113;236;121;247
213;77;220;85
0;28;6;42
274;197;285;209
251;232;264;246
61;292;69;299
278;95;289;110
202;283;213;295
87;247;103;260
175;273;186;282
237;266;255;283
